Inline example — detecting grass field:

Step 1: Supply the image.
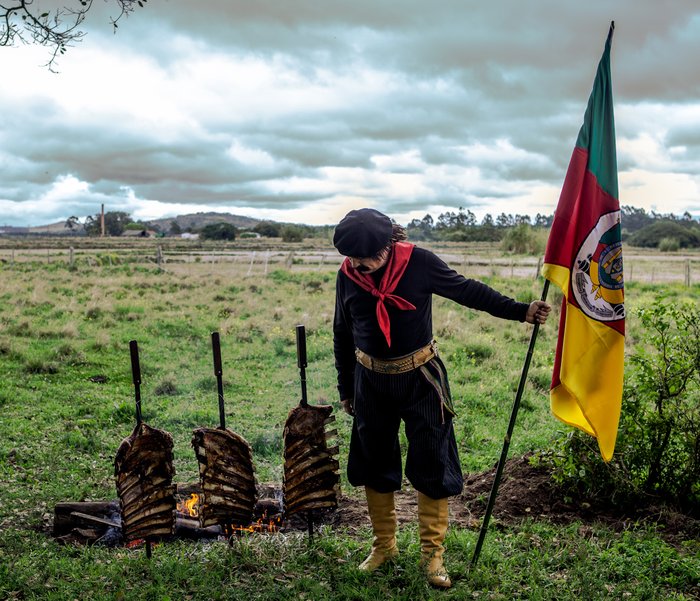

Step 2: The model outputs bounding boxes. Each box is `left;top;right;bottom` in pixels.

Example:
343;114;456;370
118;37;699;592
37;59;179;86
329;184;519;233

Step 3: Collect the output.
0;239;698;600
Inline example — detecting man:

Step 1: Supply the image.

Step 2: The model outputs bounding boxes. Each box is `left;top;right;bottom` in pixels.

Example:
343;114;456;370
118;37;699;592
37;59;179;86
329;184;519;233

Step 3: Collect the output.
332;208;550;588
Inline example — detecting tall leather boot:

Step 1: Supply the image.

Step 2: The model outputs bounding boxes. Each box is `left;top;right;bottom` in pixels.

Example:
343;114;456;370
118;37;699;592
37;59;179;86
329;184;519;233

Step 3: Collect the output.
417;491;451;588
358;487;398;571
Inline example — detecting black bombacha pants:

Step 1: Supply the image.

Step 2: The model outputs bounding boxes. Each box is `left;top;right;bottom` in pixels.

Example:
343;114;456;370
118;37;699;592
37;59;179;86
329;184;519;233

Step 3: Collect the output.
347;357;463;499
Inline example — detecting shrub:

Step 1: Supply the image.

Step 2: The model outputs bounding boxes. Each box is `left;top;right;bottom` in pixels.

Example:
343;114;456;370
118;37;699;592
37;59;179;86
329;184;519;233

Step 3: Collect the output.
500;224;545;255
542;300;700;514
253;221;281;237
280;225;304;243
627;220;700;248
658;237;680;252
200;222;237;241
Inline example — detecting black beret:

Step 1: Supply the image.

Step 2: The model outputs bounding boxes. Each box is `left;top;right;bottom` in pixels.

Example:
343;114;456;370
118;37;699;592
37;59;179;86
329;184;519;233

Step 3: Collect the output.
333;208;393;257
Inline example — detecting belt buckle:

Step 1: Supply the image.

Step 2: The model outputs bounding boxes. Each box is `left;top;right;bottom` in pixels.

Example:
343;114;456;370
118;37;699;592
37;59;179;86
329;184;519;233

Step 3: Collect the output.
383;362;402;374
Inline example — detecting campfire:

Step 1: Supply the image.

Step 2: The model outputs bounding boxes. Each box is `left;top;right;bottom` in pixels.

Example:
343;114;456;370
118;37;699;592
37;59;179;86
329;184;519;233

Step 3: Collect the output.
52;328;338;553
178;492;200;517
177;491;283;535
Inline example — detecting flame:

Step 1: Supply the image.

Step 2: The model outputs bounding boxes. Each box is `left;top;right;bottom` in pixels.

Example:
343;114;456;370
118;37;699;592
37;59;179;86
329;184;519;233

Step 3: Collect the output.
225;510;282;536
177;493;200;517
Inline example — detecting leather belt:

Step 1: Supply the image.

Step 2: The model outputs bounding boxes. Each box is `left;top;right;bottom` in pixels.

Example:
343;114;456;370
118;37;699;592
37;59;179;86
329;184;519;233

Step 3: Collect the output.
355;340;438;374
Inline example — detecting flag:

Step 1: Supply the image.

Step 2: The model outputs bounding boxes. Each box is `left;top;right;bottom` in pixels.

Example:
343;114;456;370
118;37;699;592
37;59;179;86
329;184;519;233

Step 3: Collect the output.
542;22;624;462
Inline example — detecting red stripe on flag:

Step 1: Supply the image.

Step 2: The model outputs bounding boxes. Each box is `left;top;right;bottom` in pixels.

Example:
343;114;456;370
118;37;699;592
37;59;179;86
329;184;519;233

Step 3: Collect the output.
544;147;619;270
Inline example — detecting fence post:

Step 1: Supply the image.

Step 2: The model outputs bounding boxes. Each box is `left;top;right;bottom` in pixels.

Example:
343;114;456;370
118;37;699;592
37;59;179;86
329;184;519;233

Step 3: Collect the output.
247;251;256;276
69;247;74;268
685;259;691;287
535;256;542;280
157;246;163;270
264;250;269;276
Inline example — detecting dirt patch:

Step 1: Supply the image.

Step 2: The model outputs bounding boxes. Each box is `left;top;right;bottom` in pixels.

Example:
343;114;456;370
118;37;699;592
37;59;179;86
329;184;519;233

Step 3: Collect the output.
332;454;700;547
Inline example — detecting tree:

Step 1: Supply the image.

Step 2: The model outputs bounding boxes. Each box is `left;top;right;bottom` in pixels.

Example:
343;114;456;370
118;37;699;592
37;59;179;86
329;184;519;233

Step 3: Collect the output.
280;225;304;242
64;215;80;231
407;213;435;241
1;0;147;70
84;211;132;236
481;213;494;227
169;221;182;236
621;205;653;233
628;221;700;249
200;222;237;241
495;213;514;228
534;213;553;228
253;221;281;238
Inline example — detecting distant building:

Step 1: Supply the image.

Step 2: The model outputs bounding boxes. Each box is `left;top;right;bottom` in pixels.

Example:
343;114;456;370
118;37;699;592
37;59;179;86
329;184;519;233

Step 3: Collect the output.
122;229;157;238
180;232;200;240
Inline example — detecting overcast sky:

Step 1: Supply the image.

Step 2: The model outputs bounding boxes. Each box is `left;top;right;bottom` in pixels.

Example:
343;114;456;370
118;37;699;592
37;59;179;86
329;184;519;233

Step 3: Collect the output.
1;1;699;228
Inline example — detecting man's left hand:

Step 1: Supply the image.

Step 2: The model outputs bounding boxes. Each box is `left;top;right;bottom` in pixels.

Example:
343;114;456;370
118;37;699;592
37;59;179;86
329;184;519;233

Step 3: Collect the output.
526;300;551;325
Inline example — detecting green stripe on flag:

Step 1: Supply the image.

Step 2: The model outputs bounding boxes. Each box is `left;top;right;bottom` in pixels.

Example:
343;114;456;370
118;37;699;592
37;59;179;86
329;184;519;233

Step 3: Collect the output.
575;24;618;200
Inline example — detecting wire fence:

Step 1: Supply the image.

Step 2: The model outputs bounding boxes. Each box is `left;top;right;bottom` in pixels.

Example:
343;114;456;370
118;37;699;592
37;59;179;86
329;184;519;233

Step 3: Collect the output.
0;243;698;285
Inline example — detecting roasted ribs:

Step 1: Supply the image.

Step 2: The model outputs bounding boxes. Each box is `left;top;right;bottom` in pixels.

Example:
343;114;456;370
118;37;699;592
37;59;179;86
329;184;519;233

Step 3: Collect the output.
114;422;176;542
192;427;257;528
282;404;340;516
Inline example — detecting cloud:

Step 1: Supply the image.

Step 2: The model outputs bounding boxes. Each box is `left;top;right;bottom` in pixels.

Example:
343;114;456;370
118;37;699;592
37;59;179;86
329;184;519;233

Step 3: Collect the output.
1;0;699;227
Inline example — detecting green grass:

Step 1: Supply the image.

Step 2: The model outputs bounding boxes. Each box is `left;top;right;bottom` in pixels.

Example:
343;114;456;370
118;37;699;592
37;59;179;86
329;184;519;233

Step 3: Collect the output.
0;255;698;600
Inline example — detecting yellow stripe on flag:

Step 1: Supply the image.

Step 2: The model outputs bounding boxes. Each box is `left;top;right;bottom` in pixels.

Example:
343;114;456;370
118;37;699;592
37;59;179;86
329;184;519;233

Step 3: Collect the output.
550;303;624;462
541;263;570;297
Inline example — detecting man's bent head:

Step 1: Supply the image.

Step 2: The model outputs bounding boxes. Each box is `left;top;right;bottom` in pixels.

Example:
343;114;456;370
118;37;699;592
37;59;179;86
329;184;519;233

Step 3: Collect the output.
333;208;393;258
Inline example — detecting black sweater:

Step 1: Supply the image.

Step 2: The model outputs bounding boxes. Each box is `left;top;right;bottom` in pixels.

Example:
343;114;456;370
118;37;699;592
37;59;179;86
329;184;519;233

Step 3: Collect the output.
333;246;529;400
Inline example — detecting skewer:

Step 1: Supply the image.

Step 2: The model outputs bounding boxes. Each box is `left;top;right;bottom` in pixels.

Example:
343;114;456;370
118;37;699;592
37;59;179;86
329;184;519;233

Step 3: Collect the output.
307;510;314;544
211;332;226;429
128;340;151;559
296;325;308;408
129;340;142;426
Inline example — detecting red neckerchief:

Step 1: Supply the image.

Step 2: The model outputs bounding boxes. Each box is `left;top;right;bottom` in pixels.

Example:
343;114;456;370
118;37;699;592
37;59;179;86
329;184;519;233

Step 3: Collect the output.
340;242;416;347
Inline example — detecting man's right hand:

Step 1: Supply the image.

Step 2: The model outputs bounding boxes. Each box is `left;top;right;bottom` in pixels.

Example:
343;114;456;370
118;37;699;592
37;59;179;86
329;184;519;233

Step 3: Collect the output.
340;398;354;416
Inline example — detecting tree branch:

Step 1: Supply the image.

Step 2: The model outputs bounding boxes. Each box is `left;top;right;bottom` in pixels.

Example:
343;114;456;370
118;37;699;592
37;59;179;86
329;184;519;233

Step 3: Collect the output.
0;0;146;71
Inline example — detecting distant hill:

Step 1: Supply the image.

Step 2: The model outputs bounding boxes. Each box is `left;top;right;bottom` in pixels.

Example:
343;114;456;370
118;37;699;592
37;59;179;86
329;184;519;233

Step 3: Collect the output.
146;212;261;232
15;212;263;235
26;221;71;234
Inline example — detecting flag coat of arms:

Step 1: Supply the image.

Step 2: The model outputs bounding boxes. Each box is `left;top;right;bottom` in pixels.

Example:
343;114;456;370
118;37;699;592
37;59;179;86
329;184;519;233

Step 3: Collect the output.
542;23;624;462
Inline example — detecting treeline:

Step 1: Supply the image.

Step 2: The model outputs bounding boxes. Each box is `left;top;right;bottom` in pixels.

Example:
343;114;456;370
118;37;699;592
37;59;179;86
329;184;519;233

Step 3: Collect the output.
402;206;700;248
59;205;700;250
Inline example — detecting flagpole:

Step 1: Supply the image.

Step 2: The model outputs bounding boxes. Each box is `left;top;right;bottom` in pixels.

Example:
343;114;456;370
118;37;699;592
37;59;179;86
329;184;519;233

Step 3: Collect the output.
470;278;550;568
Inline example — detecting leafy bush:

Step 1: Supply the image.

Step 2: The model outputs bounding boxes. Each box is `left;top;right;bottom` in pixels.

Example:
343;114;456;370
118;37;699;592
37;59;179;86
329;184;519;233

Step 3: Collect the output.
658;237;680;252
280;225;304;242
253;220;281;237
500;224;545;255
627;220;700;248
542;300;700;514
200;222;237;241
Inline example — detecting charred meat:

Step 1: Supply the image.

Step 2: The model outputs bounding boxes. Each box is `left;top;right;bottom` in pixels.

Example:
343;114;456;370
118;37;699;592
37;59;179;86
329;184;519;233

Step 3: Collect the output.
192;427;257;528
283;404;340;516
114;423;176;542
